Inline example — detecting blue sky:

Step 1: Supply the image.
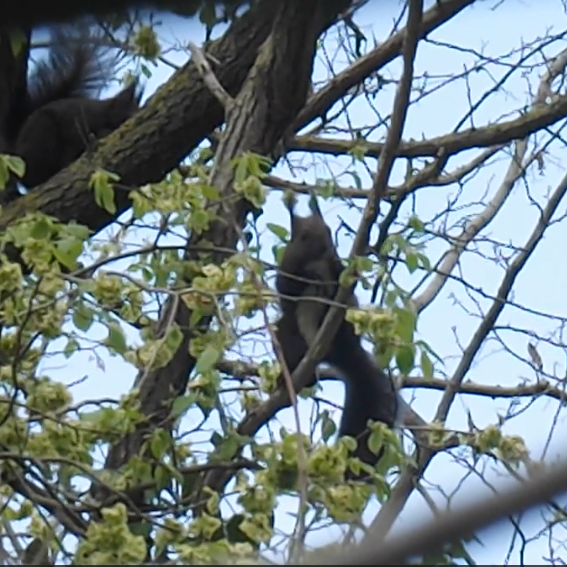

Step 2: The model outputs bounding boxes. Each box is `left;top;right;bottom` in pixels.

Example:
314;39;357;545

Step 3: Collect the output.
33;0;567;563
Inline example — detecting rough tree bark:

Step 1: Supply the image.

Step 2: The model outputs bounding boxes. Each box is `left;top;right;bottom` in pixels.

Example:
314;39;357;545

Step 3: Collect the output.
0;1;276;238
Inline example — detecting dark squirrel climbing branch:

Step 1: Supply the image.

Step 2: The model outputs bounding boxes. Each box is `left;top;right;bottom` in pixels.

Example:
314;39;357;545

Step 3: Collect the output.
275;194;400;480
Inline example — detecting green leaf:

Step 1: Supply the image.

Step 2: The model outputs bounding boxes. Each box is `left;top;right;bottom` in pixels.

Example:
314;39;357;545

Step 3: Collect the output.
29;217;52;240
368;426;385;456
150;432;167;459
172;394;195;419
395;343;415;374
396;307;416;343
215;435;240;460
164;325;183;351
266;223;289;242
106;322;127;354
225;514;259;547
349;141;368;161
131;193;147;219
407;215;424;232
384;289;399;308
416;339;444;366
64;222;90;240
154;465;171;490
5;154;25;178
420;350;434;379
73;303;95;332
406;252;419;273
195;345;221;374
417;252;432;271
201;184;219;200
0;161;9;190
233;156;248;185
52;247;77;270
189;209;210;232
320;411;337;442
340;436;357;452
101;185;117;214
317;179;335;198
272;245;285;265
57;235;84;259
63;338;80;358
90;169;118;214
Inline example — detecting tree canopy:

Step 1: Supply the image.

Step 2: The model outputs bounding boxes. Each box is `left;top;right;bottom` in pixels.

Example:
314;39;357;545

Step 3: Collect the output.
0;0;566;564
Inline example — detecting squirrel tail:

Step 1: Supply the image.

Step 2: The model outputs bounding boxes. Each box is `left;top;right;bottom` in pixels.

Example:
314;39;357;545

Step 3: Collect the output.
22;23;117;124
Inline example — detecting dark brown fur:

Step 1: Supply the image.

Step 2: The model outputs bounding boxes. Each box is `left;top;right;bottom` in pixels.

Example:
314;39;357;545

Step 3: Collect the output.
4;23;142;198
15;82;141;189
274;195;399;480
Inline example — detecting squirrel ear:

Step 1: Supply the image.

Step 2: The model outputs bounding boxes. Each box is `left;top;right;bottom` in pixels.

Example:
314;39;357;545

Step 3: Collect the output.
308;192;323;218
115;79;144;105
283;190;298;229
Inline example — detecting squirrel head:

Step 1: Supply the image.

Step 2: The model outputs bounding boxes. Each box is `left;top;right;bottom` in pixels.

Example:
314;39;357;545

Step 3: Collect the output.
285;192;335;260
104;79;144;128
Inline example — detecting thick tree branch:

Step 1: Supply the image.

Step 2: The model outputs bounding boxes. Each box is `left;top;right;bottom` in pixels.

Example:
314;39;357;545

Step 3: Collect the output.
263;145;501;201
219;357;566;406
0;0;277;237
290;95;567;161
0;0;476;243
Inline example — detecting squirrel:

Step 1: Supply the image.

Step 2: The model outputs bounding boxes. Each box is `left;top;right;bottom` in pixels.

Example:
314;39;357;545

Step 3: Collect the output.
274;194;400;481
273;194;346;391
3;23;142;200
273;311;315;387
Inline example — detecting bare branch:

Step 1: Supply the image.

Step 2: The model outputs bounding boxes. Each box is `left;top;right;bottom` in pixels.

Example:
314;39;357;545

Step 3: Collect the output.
293;0;477;132
187;41;234;112
291;96;567;161
414;45;567;313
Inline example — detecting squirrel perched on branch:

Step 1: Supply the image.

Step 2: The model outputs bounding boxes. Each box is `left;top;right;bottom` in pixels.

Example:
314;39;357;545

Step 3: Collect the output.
2;23;143;201
274;194;400;480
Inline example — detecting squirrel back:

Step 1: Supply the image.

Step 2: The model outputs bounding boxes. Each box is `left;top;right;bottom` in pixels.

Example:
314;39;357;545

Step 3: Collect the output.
8;23;114;144
15;81;142;189
6;24;142;195
274;311;319;391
